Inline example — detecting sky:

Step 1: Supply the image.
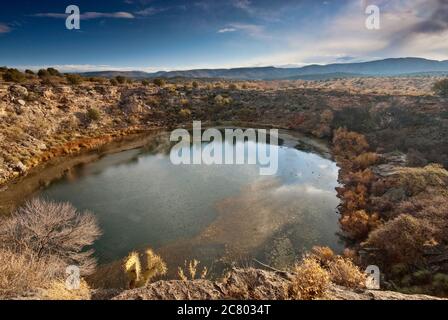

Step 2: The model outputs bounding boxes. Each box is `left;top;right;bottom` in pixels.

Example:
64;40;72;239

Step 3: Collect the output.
0;0;447;72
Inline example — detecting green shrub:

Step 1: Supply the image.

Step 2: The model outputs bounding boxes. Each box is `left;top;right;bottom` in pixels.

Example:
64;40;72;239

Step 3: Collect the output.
37;69;50;78
110;78;118;86
153;78;166;87
86;107;101;122
115;76;126;84
433;79;448;97
141;79;150;86
24;69;35;75
46;68;61;77
65;74;83;85
2;69;26;83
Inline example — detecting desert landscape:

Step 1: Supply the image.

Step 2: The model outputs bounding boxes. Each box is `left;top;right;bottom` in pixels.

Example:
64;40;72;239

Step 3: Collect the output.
1;0;448;306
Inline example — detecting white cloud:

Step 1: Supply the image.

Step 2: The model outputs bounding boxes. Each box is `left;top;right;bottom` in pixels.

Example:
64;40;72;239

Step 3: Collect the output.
218;27;237;33
135;7;166;17
33;12;135;20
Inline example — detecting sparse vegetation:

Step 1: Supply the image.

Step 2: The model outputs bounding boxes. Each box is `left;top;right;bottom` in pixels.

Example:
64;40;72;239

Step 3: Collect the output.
289;257;330;300
153;78;166;87
86;107;101;122
124;249;167;289
433;79;448;97
0;199;101;299
2;68;26;83
66;74;84;85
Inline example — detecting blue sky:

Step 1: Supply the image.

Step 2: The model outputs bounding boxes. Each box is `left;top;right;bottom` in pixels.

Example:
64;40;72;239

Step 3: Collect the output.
0;0;447;72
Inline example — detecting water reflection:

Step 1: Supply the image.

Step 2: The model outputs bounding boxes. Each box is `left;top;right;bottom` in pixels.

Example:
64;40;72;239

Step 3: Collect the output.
40;130;342;278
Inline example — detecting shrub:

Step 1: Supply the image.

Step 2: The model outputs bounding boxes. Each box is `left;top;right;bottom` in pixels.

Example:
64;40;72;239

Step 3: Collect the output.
86;107;101;122
25;69;35;75
115;76;127;84
141;79;150;86
433;273;448;295
433;79;448;97
37;69;50;78
0;198;101;275
65;74;84;85
333;128;370;160
153;78;166;87
353;152;380;170
340;210;381;240
192;81;199;89
0;248;63;299
328;258;366;289
178;259;208;281
309;246;335;266
364;214;436;264
2;68;26;83
179;108;192;118
110;78;118;86
289;257;330;300
46;67;61;77
396;164;448;196
124;249;167;289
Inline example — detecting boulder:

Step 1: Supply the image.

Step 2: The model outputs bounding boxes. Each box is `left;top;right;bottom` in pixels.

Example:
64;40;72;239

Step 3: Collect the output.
9;85;28;98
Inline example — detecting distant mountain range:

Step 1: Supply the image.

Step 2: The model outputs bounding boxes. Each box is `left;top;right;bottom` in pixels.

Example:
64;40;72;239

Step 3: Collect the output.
80;58;448;80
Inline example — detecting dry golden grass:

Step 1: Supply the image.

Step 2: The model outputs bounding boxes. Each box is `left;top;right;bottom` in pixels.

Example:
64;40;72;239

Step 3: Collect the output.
289;257;330;300
42;279;91;300
328;258;366;289
177;259;208;281
0;248;63;299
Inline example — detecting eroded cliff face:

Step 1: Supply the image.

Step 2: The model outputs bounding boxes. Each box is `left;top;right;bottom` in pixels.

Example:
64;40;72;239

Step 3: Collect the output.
107;268;441;301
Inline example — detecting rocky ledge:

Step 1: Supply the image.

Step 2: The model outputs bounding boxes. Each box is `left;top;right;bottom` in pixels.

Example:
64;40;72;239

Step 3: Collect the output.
107;268;441;301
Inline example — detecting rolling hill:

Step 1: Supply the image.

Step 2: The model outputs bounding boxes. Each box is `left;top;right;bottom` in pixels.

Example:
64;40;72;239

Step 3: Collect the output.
80;57;448;80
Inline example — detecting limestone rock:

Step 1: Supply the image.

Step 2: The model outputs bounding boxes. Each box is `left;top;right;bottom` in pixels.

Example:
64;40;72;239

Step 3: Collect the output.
9;85;28;98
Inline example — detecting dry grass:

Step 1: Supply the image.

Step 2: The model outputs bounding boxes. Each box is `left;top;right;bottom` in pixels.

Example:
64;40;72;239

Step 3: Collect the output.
42;279;91;300
0;248;63;299
178;259;208;281
328;258;366;289
309;246;366;289
289;257;330;300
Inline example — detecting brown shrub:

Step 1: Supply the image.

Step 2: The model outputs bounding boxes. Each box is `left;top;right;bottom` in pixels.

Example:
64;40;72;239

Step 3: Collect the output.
309;246;335;266
289;257;330;300
328;258;366;289
333;128;369;159
0;248;63;299
364;214;436;264
353;152;380;170
340;210;381;240
396;164;448;196
0;198;102;275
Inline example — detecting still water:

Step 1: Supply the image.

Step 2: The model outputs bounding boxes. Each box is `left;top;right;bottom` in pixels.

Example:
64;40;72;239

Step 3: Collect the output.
40;130;342;273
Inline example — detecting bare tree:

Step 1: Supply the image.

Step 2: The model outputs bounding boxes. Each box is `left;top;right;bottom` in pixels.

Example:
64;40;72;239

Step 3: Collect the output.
0;198;102;275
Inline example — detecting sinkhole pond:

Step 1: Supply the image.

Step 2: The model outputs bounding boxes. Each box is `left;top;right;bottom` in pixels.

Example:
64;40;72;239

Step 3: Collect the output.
37;129;343;276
